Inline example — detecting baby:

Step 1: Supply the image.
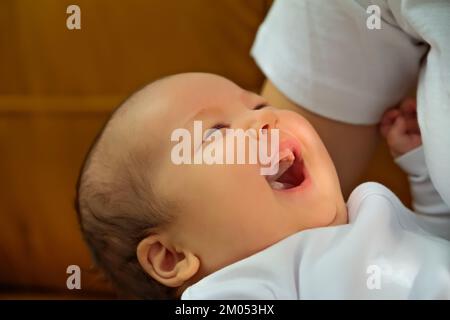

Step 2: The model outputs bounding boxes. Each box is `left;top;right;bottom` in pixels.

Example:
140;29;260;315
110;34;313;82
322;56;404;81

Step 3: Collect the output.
75;73;450;299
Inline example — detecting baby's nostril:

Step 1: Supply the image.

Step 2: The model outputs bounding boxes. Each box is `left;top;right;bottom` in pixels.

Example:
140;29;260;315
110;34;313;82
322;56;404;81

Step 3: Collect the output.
261;124;269;131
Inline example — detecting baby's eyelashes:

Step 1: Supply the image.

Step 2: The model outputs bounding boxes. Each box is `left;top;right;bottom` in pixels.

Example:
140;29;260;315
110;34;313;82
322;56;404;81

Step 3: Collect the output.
203;123;230;143
201;104;269;143
253;103;268;110
211;123;230;131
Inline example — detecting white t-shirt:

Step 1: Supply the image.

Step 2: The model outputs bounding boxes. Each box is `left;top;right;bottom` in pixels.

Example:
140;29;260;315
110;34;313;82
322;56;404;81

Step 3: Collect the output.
250;0;450;208
181;147;450;299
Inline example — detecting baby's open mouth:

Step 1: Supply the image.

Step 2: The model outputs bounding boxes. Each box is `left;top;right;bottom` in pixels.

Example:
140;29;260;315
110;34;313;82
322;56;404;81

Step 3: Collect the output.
265;148;306;190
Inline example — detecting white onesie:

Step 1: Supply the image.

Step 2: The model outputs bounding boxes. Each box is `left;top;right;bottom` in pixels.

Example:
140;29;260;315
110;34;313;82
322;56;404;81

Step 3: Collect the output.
181;147;450;299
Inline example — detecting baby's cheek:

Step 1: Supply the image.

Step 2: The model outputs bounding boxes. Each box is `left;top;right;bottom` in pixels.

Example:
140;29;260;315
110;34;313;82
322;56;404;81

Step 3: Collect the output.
304;194;337;228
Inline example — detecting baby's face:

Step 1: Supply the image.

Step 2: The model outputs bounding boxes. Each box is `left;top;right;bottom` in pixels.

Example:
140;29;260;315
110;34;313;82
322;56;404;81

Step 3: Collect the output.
140;73;346;274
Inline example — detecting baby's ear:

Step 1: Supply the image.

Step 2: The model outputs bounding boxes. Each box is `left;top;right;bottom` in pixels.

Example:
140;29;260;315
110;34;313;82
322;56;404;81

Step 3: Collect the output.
136;234;200;287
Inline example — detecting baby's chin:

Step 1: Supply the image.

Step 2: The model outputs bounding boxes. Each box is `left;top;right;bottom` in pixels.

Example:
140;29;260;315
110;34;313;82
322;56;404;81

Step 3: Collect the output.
321;192;348;227
292;188;346;230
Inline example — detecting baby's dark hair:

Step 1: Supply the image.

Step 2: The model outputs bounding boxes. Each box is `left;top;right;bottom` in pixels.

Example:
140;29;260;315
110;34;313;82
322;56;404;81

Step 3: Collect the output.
75;85;178;299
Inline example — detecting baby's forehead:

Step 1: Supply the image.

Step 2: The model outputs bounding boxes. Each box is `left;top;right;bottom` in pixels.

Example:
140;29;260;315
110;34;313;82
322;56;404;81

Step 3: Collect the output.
160;74;242;109
126;73;261;148
140;75;242;126
115;75;226;133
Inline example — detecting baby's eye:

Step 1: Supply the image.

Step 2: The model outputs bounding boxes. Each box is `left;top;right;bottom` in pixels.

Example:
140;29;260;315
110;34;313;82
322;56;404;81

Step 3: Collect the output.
253;103;268;110
203;123;229;143
210;123;229;131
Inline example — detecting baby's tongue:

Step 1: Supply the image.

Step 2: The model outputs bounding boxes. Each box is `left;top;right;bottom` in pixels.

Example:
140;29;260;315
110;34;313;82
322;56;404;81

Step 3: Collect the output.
269;181;295;190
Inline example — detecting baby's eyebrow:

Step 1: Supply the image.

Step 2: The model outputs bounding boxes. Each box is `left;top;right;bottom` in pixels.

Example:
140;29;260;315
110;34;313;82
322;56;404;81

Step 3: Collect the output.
182;106;225;127
191;107;209;119
181;107;207;128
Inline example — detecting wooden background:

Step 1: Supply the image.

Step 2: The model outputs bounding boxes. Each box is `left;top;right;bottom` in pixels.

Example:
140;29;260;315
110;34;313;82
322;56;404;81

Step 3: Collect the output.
0;0;410;298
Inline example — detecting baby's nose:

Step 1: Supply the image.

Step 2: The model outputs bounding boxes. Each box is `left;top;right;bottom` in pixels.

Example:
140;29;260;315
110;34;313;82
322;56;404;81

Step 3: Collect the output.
249;109;278;137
